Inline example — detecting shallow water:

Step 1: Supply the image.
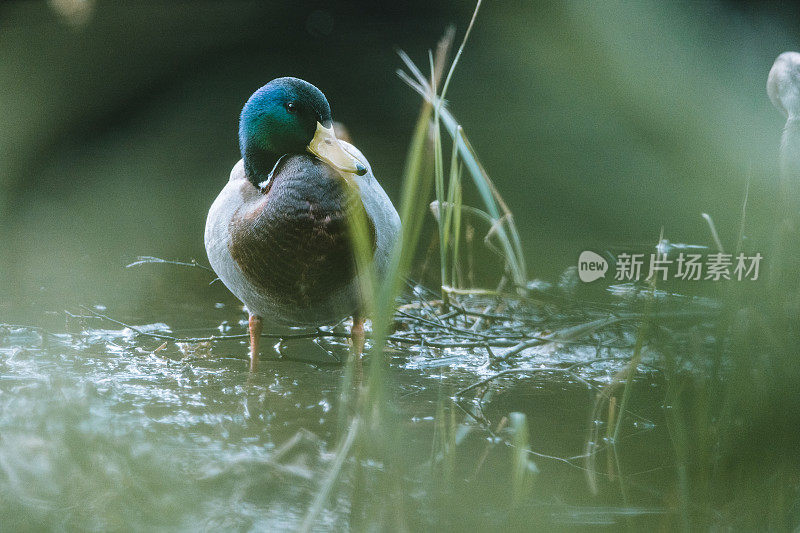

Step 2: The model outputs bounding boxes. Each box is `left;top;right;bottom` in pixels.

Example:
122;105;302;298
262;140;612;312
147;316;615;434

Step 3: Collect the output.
0;278;679;531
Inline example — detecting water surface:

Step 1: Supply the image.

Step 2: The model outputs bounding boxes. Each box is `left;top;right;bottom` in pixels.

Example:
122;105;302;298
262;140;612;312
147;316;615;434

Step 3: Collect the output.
0;281;675;531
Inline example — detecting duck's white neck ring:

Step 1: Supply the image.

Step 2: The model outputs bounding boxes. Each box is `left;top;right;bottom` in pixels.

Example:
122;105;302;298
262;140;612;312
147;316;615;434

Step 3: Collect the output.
257;154;289;192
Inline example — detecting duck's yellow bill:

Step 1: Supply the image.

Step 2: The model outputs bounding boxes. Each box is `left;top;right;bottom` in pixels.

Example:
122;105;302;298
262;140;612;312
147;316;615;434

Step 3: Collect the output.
307;122;367;176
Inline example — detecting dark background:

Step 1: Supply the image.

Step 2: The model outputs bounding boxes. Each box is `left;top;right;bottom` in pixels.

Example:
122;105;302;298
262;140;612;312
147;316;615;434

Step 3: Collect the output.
2;0;798;322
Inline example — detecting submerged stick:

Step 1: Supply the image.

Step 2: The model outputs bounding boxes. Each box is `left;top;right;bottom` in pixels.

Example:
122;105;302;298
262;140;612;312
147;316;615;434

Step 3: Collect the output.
494;316;627;361
454;356;656;397
701;213;725;253
78;306;344;343
299;418;360;533
125;255;214;272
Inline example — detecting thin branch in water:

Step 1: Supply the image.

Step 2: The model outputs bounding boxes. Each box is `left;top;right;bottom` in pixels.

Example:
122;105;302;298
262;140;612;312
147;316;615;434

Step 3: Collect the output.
299;418;360;533
701;213;725;253
126;255;215;272
454;356;657;398
77;305;347;344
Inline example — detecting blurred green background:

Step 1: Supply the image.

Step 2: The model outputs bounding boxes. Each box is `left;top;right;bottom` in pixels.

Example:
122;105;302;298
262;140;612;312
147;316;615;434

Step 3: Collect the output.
2;0;798;322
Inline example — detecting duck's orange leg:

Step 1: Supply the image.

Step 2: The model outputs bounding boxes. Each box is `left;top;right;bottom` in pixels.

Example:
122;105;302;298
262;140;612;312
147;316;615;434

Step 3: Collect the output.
249;314;262;372
351;315;365;358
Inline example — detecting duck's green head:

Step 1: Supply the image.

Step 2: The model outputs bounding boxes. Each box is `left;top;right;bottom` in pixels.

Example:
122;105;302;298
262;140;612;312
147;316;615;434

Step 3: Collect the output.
239;77;366;185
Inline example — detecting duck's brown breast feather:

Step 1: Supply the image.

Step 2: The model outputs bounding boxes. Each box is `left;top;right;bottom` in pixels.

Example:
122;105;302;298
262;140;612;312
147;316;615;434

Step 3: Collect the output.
228;155;375;311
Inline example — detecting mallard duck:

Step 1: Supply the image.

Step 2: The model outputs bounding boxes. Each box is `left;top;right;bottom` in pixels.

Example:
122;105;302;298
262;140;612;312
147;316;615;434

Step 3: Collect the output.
204;77;401;371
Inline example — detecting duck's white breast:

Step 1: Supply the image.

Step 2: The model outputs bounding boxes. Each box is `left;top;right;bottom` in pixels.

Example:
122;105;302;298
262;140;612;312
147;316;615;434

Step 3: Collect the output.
204;160;279;319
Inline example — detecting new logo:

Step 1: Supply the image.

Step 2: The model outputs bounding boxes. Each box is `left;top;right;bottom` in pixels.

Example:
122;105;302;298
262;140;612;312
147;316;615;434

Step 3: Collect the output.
578;251;608;282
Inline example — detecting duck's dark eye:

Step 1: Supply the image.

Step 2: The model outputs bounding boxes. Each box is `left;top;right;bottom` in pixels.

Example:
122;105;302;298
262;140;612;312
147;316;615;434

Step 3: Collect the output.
285;102;297;113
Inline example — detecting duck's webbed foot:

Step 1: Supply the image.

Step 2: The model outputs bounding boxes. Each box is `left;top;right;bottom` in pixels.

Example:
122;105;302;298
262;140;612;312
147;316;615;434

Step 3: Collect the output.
248;313;263;372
